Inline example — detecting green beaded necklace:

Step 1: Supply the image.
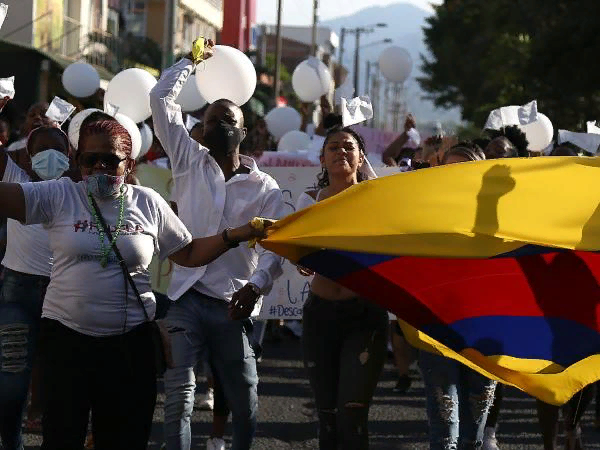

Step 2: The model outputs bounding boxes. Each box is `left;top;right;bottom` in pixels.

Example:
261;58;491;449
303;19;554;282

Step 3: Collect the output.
87;185;126;268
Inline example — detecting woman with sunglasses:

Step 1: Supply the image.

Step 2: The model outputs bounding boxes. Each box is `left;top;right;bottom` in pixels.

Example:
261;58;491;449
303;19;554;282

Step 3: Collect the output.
0;116;73;449
0;117;267;449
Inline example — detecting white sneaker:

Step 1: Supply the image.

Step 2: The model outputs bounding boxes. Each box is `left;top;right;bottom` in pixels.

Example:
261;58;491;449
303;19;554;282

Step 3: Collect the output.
198;387;214;411
482;427;500;450
207;437;226;450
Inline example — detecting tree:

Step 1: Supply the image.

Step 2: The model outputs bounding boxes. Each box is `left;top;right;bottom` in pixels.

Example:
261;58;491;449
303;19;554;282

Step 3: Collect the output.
419;0;600;130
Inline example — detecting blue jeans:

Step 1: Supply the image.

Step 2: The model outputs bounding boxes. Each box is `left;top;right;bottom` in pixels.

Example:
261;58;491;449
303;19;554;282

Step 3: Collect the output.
163;289;258;450
419;351;496;450
0;268;49;450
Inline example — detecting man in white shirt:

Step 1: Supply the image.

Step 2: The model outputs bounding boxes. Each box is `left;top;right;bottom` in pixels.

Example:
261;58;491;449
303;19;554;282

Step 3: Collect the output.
150;45;285;450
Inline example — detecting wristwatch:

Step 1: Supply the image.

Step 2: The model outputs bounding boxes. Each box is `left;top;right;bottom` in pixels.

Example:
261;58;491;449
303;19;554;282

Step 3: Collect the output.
222;228;240;248
247;282;261;296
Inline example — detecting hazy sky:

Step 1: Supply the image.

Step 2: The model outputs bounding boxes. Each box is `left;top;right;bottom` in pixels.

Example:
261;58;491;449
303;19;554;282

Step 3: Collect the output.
256;0;443;26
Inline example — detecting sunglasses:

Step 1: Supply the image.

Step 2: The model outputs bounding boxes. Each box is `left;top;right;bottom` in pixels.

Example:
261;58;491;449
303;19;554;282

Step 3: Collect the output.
78;152;127;169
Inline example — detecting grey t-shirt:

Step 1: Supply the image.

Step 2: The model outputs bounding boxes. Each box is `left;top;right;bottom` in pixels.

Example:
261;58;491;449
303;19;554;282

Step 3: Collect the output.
22;179;192;336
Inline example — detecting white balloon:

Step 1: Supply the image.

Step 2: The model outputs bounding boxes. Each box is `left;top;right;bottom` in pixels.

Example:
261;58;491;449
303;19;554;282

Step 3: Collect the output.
292;58;332;102
62;62;100;98
265;107;302;141
104;68;157;123
277;130;312;152
519;113;553;152
378;46;413;83
68;108;102;149
138;123;153;159
195;45;257;106
114;113;142;160
176;75;207;112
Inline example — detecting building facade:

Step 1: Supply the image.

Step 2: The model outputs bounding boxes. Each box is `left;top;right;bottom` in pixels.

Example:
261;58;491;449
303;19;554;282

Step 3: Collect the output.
221;0;255;52
143;0;222;59
1;0;224;73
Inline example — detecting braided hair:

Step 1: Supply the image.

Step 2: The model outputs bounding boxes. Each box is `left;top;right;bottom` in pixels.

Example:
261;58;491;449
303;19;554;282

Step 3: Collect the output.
78;119;133;159
317;126;368;189
485;125;529;157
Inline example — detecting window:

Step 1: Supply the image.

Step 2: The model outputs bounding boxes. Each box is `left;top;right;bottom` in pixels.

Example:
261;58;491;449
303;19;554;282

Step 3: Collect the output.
122;0;146;36
107;8;119;35
90;0;103;30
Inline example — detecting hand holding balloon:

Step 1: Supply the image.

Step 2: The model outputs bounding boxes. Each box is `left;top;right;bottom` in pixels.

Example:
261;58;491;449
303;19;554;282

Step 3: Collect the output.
186;38;214;64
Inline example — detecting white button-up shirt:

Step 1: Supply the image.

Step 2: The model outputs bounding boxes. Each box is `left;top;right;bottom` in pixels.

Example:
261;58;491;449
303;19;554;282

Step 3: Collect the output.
150;58;285;308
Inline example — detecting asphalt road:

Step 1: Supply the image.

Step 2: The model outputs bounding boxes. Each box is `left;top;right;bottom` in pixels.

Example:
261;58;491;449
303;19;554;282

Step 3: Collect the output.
24;331;600;449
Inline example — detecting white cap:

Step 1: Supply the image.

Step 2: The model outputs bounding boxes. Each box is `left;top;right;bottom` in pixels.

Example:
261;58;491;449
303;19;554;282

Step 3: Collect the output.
68;108;102;149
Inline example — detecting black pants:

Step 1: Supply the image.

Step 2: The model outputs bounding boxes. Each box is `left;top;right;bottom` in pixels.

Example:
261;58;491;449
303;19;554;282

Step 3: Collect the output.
38;319;157;450
302;293;388;450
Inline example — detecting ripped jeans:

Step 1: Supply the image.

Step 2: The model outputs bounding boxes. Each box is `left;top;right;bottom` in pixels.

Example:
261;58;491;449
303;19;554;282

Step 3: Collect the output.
419;351;497;450
0;267;49;450
302;293;388;450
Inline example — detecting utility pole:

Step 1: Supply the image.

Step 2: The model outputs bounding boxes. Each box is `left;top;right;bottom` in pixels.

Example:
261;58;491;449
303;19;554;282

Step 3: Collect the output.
273;0;283;106
364;60;370;98
311;0;318;56
391;83;400;131
162;0;177;70
382;80;389;130
353;29;360;96
372;62;380;127
259;24;267;66
337;27;346;85
371;65;379;127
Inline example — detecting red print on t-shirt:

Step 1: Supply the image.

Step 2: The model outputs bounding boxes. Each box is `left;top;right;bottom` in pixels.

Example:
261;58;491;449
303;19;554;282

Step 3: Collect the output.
73;220;144;234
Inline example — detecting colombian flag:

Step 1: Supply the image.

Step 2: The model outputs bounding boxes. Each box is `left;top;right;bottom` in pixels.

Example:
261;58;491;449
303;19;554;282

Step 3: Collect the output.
260;157;600;406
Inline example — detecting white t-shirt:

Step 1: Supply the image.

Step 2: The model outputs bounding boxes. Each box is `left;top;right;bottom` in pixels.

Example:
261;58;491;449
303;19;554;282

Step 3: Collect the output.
405;128;421;149
21;179;192;336
2;157;53;276
295;191;318;211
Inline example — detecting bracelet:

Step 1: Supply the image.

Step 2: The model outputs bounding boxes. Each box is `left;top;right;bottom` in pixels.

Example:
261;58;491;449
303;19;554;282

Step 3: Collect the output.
222;228;240;248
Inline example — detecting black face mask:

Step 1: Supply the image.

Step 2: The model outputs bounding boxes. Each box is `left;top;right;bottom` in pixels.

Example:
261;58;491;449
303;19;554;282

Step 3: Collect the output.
204;120;245;156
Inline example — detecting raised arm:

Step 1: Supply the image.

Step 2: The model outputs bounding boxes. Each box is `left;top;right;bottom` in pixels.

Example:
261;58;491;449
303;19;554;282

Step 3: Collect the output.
382;133;409;166
149;57;204;175
0;182;26;222
383;113;418;166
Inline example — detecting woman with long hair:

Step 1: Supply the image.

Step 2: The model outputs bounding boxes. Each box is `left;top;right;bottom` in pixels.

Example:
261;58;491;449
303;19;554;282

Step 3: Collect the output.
296;126;388;450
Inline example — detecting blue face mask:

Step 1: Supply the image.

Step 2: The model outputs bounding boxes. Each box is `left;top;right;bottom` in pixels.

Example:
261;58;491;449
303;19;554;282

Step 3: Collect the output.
30;149;70;180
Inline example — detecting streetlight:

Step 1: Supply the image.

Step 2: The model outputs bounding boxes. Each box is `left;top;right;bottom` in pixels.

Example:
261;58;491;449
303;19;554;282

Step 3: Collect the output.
360;38;392;49
347;23;387;96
